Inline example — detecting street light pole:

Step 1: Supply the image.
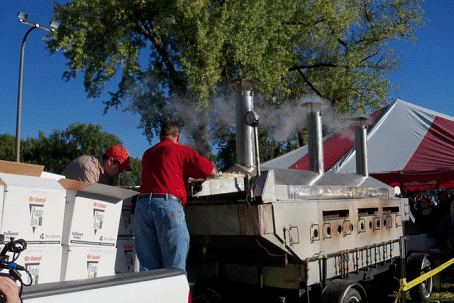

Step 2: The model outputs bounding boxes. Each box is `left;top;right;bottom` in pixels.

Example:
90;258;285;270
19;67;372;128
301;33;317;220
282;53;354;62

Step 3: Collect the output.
15;12;58;162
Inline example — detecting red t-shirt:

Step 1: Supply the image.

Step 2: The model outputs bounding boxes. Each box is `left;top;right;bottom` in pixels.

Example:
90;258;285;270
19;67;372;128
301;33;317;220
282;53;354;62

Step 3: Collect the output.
139;138;214;206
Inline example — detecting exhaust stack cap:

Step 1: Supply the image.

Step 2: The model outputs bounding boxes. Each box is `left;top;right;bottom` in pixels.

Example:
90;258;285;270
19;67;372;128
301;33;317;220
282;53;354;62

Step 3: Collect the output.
302;99;323;113
353;116;369;123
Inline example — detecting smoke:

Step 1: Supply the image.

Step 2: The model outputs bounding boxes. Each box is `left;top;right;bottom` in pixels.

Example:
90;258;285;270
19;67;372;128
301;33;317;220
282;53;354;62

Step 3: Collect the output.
170;95;236;154
127;74;360;154
171;93;359;151
124;67;362;155
254;95;355;146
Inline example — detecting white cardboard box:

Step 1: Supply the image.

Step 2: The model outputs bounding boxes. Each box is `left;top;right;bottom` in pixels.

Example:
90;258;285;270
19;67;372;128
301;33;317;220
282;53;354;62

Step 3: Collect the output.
61;245;117;281
0;162;66;246
115;237;139;274
13;245;63;285
59;179;137;247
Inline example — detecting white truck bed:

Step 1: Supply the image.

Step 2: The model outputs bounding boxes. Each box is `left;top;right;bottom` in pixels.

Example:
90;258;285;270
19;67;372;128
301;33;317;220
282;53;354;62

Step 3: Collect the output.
21;268;189;303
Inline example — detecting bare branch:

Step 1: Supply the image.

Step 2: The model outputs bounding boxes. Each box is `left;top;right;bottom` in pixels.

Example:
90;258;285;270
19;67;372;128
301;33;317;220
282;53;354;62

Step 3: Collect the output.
296;69;324;98
131;15;186;97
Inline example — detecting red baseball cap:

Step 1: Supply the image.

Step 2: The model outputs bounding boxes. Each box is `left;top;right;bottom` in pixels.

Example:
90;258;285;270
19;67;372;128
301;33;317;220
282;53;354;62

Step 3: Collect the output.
105;145;132;171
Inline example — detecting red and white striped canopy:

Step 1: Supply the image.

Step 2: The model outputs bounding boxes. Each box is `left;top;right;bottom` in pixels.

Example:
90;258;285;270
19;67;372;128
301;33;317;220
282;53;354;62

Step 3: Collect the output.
262;99;454;191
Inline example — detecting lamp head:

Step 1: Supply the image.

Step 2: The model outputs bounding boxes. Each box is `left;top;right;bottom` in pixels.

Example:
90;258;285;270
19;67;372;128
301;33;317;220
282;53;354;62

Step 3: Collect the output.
50;21;60;31
17;11;28;22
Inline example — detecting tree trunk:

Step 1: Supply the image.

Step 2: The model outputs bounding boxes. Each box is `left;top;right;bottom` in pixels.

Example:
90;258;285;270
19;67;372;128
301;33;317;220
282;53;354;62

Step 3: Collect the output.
191;108;210;158
297;128;306;147
273;142;281;159
260;129;271;162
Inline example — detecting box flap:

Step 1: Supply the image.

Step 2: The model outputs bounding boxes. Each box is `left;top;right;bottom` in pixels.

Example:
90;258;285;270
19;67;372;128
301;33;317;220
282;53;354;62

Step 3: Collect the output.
59;179;138;200
0;160;44;177
0;172;65;190
41;171;66;181
59;179;93;191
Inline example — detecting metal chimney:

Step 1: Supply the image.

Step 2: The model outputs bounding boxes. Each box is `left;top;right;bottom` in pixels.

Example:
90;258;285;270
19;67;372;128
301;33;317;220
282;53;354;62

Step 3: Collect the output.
304;100;324;174
354;117;369;177
235;80;257;173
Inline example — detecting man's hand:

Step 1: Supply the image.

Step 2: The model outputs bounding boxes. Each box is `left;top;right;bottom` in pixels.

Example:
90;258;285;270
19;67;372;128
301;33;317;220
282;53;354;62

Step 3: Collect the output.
209;167;217;177
0;277;20;303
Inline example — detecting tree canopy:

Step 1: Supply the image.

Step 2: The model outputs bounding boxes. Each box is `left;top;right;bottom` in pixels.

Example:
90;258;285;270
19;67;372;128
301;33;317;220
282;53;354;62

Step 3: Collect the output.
47;0;425;158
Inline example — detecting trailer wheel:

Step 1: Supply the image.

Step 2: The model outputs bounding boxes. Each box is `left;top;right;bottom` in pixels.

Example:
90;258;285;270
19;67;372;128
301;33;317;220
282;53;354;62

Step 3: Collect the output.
406;253;433;302
319;279;366;303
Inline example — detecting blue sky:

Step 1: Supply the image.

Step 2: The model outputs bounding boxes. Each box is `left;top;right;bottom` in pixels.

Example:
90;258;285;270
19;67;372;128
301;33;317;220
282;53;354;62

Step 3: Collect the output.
1;1;454;162
1;0;152;160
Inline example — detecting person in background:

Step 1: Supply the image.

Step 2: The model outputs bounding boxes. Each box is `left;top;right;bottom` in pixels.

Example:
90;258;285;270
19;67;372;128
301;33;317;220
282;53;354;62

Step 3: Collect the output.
411;195;442;234
436;190;452;215
134;121;217;303
0;276;21;303
429;191;454;252
409;194;454;252
62;145;132;185
408;191;418;210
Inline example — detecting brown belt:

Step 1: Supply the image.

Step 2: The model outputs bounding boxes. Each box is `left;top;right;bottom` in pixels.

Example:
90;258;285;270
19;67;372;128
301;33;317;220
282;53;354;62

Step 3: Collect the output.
138;193;183;204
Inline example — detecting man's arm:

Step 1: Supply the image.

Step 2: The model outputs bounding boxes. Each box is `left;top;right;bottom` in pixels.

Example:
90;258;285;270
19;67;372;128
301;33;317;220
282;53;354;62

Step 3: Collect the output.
185;148;217;179
79;167;100;184
64;159;100;183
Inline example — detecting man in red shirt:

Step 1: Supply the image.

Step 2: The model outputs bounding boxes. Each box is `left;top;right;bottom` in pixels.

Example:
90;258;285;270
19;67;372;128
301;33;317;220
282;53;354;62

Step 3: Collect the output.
135;121;216;277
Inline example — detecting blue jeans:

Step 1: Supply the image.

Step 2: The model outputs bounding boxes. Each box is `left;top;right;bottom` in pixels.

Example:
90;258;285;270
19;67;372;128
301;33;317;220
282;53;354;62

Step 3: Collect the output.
134;196;190;276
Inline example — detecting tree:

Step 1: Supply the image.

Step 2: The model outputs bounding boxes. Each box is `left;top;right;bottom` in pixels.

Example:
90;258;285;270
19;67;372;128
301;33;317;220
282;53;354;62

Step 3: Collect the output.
0;133;17;162
118;157;142;187
212;127;236;171
47;0;425;159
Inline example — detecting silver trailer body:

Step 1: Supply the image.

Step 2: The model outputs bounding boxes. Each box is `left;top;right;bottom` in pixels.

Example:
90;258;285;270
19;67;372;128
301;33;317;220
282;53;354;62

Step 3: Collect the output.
186;168;410;291
186;86;414;300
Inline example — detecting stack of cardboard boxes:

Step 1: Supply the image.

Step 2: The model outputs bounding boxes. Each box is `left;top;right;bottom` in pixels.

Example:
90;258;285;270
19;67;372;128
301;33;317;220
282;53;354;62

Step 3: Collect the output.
115;195;139;274
59;178;137;281
0;162;66;285
0;160;137;284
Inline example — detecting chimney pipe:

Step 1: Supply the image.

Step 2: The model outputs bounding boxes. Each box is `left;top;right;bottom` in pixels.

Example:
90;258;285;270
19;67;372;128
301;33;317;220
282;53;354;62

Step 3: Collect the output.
304;100;324;174
235;80;257;172
354;117;369;177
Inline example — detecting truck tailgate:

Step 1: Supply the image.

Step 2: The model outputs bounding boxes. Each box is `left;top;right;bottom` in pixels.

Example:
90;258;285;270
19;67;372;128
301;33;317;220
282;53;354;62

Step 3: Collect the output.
22;268;189;303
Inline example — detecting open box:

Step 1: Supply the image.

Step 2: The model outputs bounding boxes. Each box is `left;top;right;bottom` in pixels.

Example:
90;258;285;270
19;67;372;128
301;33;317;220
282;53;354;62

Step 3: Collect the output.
59;179;137;247
0;161;66;245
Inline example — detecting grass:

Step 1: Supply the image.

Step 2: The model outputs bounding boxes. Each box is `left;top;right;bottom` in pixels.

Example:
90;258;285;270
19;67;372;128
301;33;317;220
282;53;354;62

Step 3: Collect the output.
430;281;454;303
363;272;454;303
